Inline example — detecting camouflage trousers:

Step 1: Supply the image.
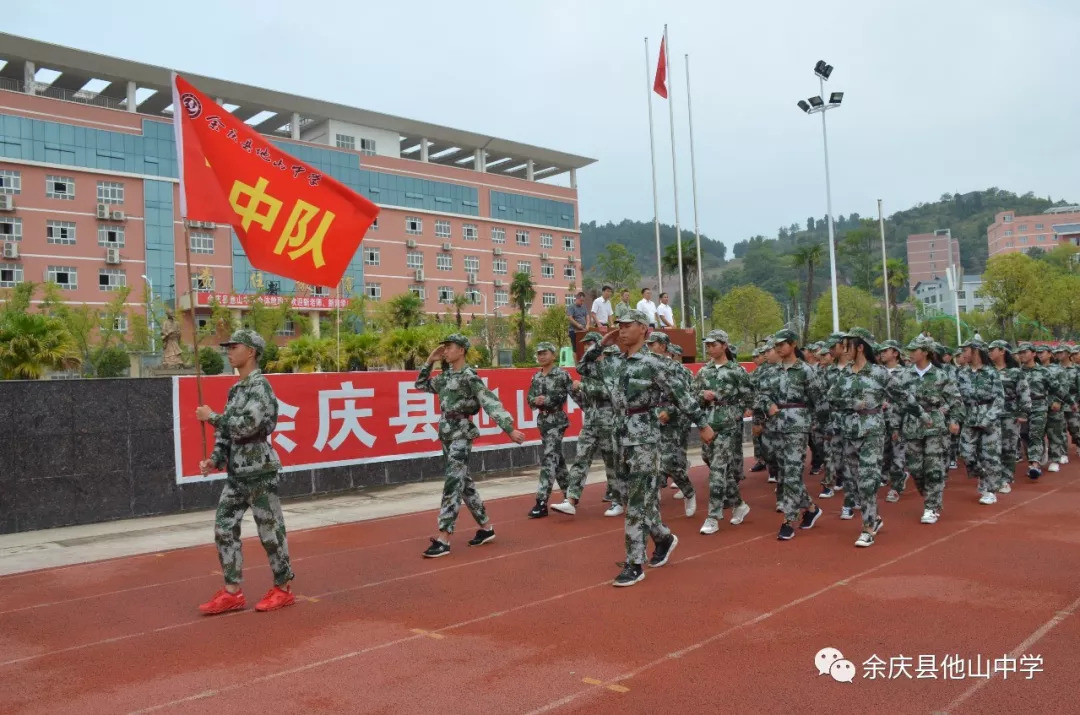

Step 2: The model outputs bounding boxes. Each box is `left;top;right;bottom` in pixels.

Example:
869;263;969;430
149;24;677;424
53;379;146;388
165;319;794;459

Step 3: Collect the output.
1000;418;1023;485
437;438;488;534
659;421;694;499
214;476;293;587
535;418;570;502
883;432;907;492
1067;411;1080;452
621;441;670;566
950;433;960;463
809;424;826;470
842;432;885;528
566;410;619;503
702;430;745;518
960;422;1004;494
1046;408;1068;461
823;430;845;490
905;435;948;511
753;431;763;460
770;430;811;523
1021;403;1048;464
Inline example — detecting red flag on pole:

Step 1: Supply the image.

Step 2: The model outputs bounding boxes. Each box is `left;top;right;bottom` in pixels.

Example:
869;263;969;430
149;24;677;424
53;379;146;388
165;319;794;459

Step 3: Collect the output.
171;74;379;288
653;36;668;98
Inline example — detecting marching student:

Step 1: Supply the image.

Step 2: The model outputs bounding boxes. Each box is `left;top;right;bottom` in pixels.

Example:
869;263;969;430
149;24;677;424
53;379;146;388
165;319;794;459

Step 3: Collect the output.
989;340;1031;493
957;339;1006;505
526;342;572;518
1017;343;1056;478
648;332;697;518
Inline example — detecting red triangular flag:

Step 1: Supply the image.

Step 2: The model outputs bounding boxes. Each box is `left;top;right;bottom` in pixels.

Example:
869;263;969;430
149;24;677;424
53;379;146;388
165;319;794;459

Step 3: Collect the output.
653;37;668;98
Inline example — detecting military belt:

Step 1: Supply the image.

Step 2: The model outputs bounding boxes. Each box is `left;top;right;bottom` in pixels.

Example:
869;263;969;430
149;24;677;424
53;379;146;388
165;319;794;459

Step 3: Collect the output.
443;411;477;419
844;407;882;416
591;399;613;407
626;406;656;415
233;433;269;445
537;406;563;413
776;403;807;409
1030;394;1045;401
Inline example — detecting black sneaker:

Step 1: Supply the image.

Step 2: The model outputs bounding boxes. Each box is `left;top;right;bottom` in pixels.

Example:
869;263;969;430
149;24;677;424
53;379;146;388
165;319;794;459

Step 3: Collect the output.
750;460;767;473
949;461;958;470
528;500;548;518
467;528;495;546
871;516;884;535
422;538;450;558
778;523;795;540
1028;465;1042;479
613;563;645;587
648;533;679;568
799;507;823;530
602;492;613;503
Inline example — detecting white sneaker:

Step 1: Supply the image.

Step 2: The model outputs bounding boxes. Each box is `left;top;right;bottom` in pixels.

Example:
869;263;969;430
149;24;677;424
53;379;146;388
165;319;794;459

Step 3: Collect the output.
885;489;900;503
920;509;938;524
855;532;875;547
699;517;719;534
1061;455;1070;464
684;495;697;518
730;502;751;525
604;504;625;517
767;475;777;483
775;504;784;512
1049;462;1061;473
999;483;1012;494
673;490;685;500
979;492;997;505
840;506;855;520
551;501;576;515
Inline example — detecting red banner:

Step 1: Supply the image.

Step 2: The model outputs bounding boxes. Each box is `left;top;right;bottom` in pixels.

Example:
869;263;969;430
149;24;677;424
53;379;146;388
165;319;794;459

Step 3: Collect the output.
196;292;349;310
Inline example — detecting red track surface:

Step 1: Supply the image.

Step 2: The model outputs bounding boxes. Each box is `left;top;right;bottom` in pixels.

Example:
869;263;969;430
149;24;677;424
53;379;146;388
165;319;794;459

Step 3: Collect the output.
2;458;1079;714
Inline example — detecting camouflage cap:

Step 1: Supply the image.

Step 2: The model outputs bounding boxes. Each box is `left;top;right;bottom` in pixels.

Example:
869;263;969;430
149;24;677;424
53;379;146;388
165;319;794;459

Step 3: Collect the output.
583;331;604;344
616;309;650;325
1053;343;1070;353
441;333;471;351
704;329;730;344
763;337;777;351
1017;341;1035;352
1035;344;1051;353
646;331;671;345
843;326;875;343
880;339;901;351
772;328;799;344
220;328;266;355
906;335;937;352
669;344;683;355
988;339;1012;351
535;341;557;354
822;332;845;348
959;337;988;349
1071;345;1080;354
603;344;622;355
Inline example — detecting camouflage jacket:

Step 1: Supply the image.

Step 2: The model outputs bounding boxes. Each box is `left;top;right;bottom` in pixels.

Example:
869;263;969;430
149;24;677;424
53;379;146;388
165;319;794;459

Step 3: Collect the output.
956;365;1005;430
826;362;927;439
694;360;753;434
208;369;282;480
614;301;633;319
754;359;826;435
528;366;572;429
895;364;965;440
1046;363;1074;411
749;363;773;426
578;342;705;446
416;362;515;442
1020;364;1060;407
663;361;696;429
1064;365;1080;411
570;366;614;428
996;366;1032;419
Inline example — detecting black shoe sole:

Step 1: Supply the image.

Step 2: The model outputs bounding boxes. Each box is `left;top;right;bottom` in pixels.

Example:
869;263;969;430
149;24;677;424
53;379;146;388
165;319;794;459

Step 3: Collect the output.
422;550;450;559
613;572;645;587
648;535;679;568
528;512;548;519
777;531;795;541
467;534;495;546
800;508;823;530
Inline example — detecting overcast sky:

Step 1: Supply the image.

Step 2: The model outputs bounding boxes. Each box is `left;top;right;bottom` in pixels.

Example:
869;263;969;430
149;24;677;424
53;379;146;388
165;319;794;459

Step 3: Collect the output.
8;0;1080;249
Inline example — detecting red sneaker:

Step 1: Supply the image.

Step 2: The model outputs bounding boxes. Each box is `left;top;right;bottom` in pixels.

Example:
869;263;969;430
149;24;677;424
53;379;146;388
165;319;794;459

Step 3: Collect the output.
199;588;246;615
255;585;296;612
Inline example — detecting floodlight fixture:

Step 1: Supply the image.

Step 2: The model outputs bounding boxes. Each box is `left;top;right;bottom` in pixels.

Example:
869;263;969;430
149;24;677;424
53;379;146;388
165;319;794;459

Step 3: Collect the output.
829;92;844;105
808;96;824;108
797;99;811;113
814;60;834;80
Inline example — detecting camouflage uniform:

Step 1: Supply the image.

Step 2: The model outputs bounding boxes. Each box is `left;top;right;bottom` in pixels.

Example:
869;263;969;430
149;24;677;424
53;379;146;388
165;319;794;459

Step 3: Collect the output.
750;348;767;466
880;340;908;494
649;334;695;502
956;349;1006;496
819;333;847;494
1019;344;1054;467
897;336;965;514
807;344;827;474
695;331;754;519
528;342;572;503
416;334;516;534
991;341;1031;487
1067;347;1080;451
1045;351;1071;462
750;350;779;487
207;330;293;587
578;311;707;567
566;337;620;503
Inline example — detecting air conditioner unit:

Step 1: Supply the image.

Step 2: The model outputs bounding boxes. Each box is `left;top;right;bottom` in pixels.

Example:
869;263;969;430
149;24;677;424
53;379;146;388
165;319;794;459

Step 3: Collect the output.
441;242;452;252
187;220;202;229
493;247;503;256
406;239;417;249
467;273;477;285
2;242;18;259
202;221;216;230
105;247;121;265
0;195;13;211
414;269;425;282
96;204;109;219
494;279;504;288
110;210;126;221
540;252;549;261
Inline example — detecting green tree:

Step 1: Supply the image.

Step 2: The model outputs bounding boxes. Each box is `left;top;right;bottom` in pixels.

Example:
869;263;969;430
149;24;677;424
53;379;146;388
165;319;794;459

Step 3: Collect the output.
662;239;699;325
979;253;1039;339
789;242;823;339
510;272;535;361
198;346;225;375
246;292;295;342
838;220;879;291
467;314;511;367
712;285;783;349
337;332;380;371
379;325;442;370
268;335;333;373
874;257;909;340
0;310;79;379
808;286;879;341
386;292;424;328
534;305;570;350
590;242;642;293
451;294;470;329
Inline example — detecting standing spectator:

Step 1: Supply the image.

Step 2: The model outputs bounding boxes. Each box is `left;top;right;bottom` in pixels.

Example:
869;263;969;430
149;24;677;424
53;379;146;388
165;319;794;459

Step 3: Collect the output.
656;292;675;328
591;285;614;329
567;292;588;347
614;289;633;320
636;287;658;328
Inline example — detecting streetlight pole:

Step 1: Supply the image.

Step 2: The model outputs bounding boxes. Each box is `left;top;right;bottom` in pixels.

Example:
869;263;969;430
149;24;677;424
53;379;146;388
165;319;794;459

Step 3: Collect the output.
878;199;891;339
141;274;156;353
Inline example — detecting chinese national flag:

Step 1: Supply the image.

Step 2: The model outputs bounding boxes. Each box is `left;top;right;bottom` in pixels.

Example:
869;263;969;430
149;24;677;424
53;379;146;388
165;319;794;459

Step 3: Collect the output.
653;37;668;98
171;74;379;288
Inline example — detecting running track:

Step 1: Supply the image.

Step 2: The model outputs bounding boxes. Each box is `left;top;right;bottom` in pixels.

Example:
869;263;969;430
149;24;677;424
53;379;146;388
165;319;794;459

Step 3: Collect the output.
1;459;1078;714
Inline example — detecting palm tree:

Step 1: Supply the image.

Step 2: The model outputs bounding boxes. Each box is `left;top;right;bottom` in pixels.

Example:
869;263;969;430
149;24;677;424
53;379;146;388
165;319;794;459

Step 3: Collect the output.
789;243;823;340
661;239;698;325
388;292;424;328
510;272;535;361
337;333;381;371
875;257;909;339
451;294;470;329
784;281;800;329
379;325;442;370
267;335;333;373
0;311;80;379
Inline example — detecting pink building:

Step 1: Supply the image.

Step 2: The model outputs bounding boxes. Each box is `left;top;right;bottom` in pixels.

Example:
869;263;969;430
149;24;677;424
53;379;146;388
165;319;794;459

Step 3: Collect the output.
987;207;1080;258
906;230;960;286
0;33;595;345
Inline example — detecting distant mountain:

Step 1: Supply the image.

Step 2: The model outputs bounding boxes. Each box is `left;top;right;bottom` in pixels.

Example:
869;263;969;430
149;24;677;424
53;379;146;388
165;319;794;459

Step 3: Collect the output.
580;219;727;282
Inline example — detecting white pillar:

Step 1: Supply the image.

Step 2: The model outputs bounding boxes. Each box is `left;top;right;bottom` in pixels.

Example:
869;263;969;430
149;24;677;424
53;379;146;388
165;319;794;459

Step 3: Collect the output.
474;148;485;172
291;112;300;140
126;81;137;112
23;62;35;94
420;138;430;162
526;159;535;182
309;310;321;338
570;168;577;189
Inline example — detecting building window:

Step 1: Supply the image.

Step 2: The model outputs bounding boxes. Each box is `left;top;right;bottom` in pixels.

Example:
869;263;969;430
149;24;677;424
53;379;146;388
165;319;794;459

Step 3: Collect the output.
406;217;423;235
564;265;577;280
409;285;426;300
0;170;20;195
435;220;451;238
0;218;22;241
563;235;575;251
0;263;22;288
517;260;532;274
565;294;575;308
276;319;296;337
1004;230;1013;237
1018;224;1027;231
464;256;479;273
335;134;355;150
111;316;128;333
516;230;529;246
1020;236;1029;244
192;273;214;292
99;268;126;291
47;265;77;290
438;286;454;304
436;253;453;271
491;227;506;244
407;252;424;269
190;231;214;254
364;246;380;265
1039;234;1047;242
98;225;125;247
493;258;507;274
464;289;481;305
369;216;378;231
542;292;556;307
1003;214;1013;223
540;233;553;249
46;175;74;200
929;242;935;249
365;282;381;301
360;138;376;156
929;252;934;259
462;223;478;241
957;290;966;299
541;263;554;278
96;181;125;205
495;290;508;308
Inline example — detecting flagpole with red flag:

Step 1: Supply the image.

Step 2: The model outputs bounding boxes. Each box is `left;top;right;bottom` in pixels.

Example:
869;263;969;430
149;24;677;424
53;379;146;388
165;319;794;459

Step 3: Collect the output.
645;37;663;296
656;25;686;329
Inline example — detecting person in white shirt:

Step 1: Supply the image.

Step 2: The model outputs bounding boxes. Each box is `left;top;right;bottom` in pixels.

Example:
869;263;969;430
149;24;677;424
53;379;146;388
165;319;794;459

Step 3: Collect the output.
590;285;614;328
636;288;658;327
656;292;675;328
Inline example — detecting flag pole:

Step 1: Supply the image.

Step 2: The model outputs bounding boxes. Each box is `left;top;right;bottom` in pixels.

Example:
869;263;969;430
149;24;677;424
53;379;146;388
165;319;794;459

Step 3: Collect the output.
645;37;663;295
336;282;341;370
663;25;686;328
182;220;207;457
878;198;891;339
685;53;706;339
